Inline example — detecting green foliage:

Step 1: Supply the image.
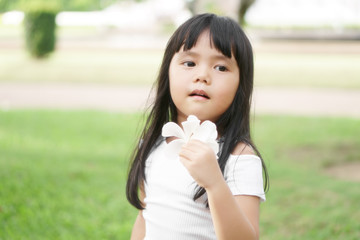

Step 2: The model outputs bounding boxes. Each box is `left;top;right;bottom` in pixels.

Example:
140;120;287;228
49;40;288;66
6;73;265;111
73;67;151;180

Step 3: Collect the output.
60;0;120;11
20;0;61;12
0;0;120;12
0;0;18;12
23;1;59;58
61;0;101;11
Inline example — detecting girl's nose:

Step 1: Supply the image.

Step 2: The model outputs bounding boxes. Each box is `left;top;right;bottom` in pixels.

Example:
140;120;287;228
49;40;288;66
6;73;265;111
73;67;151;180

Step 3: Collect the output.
194;66;210;84
196;76;208;84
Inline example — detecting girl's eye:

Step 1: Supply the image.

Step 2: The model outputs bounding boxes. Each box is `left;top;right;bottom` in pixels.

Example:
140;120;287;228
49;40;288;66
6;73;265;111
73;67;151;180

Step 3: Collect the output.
183;61;195;67
215;65;228;72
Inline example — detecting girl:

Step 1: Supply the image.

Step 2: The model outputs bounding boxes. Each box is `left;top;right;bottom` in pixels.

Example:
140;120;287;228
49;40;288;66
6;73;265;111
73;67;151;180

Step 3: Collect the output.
126;13;269;240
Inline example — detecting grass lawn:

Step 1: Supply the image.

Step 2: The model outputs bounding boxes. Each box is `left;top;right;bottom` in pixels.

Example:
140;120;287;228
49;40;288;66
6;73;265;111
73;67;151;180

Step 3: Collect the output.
0;110;140;239
1;48;360;89
1;25;360;89
254;52;360;89
0;110;359;239
0;48;162;86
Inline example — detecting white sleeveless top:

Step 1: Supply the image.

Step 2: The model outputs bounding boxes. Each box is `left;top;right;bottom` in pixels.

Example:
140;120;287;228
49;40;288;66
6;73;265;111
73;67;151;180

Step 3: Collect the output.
143;140;265;240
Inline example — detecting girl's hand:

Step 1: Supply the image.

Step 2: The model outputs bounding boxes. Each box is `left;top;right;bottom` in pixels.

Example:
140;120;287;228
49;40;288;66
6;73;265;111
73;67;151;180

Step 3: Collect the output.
179;139;223;189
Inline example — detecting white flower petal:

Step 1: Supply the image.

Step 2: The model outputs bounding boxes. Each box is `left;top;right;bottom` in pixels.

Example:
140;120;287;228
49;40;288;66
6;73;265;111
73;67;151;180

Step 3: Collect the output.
161;115;219;158
191;120;218;142
182;115;200;140
164;139;185;158
162;122;186;139
187;115;200;122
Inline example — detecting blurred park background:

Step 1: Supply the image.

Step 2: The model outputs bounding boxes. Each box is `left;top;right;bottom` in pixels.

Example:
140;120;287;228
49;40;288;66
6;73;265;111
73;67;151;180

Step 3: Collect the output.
0;0;360;239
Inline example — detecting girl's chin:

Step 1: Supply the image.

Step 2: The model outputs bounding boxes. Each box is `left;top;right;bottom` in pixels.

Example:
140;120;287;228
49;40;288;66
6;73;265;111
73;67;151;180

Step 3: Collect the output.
179;114;216;123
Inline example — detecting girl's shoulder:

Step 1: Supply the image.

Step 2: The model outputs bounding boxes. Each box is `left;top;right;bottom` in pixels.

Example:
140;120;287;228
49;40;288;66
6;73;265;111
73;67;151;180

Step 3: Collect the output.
231;142;256;156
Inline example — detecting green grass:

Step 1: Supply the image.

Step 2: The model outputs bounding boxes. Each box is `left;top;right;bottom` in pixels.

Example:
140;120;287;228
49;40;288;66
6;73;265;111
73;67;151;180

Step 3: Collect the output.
253;116;360;239
0;110;359;239
0;110;141;239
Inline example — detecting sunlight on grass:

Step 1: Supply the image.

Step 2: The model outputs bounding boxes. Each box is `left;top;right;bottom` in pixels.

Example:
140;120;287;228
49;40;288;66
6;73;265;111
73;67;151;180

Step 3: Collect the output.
1;24;360;88
0;48;162;85
255;53;360;88
1;48;359;88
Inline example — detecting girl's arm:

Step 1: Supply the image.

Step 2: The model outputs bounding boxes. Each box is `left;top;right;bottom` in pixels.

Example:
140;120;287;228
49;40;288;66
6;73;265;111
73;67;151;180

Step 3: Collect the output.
179;140;260;240
130;210;145;240
207;143;261;239
206;181;260;240
130;185;146;240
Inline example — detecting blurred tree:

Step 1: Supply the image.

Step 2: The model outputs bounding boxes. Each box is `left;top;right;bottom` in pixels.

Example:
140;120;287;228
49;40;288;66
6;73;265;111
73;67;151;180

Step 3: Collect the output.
185;0;198;15
60;0;118;11
238;0;255;26
183;0;255;26
0;0;20;12
1;0;132;59
0;0;121;12
23;1;59;58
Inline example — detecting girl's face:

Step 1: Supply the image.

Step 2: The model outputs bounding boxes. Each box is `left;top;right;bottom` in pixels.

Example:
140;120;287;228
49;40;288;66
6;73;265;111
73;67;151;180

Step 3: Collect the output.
169;31;240;124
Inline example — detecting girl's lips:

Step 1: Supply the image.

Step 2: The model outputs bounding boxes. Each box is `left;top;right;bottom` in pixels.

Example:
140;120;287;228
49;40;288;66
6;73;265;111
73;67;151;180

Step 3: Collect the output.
189;89;209;99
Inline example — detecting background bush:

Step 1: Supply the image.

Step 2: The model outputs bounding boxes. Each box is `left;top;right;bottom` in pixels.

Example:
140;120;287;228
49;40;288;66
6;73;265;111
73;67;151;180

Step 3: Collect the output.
23;2;59;58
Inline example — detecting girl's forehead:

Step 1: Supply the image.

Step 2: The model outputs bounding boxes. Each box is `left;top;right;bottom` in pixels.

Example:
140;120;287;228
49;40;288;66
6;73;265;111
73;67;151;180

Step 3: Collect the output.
182;30;211;49
177;47;232;62
177;30;234;60
177;43;235;62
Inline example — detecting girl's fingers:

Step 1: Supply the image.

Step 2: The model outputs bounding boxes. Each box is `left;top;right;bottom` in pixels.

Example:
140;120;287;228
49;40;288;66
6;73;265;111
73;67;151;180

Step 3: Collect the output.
183;139;207;152
179;146;196;161
179;140;212;164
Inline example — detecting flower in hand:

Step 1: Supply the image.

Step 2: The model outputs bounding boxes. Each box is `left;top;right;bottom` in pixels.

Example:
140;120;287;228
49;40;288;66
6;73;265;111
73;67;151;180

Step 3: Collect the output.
162;115;219;158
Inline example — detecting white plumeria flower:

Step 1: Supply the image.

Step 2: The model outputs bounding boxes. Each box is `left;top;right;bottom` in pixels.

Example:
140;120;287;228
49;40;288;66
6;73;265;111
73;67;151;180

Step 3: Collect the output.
162;115;219;158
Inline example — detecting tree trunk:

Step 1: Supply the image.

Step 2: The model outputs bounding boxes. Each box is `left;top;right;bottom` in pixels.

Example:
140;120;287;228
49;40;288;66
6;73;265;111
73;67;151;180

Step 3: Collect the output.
238;0;255;26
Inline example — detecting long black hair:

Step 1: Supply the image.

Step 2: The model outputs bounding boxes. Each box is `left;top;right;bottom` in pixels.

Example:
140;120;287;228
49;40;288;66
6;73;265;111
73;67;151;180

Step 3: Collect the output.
126;13;269;209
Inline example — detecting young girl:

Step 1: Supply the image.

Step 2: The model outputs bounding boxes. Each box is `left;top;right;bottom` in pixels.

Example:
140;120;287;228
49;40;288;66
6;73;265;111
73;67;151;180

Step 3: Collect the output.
126;13;269;240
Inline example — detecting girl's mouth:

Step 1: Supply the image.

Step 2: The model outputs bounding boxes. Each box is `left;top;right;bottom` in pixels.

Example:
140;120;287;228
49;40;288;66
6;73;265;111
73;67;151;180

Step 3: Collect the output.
190;89;209;99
